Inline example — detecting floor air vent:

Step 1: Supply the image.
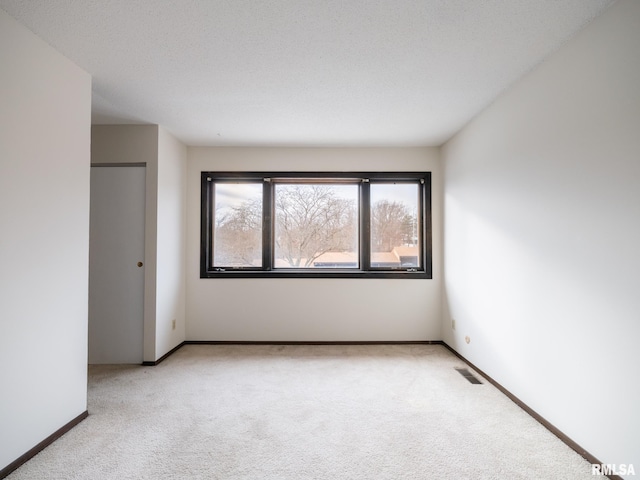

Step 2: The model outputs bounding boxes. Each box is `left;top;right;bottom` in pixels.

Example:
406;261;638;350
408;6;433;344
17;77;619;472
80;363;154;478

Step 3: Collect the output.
455;368;483;384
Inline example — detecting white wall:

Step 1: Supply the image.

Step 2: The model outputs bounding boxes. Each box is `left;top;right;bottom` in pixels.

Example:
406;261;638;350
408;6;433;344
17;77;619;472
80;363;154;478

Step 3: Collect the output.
0;9;91;471
442;0;639;471
186;147;442;341
156;127;187;357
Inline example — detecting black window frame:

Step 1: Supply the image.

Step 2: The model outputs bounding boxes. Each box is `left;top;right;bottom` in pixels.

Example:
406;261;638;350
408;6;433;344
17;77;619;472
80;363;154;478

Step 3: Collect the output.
201;171;432;279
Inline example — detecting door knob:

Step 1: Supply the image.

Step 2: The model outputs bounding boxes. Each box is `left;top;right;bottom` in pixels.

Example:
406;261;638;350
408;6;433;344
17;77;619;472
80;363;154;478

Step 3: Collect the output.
137;261;143;267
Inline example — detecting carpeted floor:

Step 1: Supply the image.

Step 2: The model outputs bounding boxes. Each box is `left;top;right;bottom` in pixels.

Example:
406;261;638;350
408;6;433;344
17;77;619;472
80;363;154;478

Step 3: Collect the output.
7;344;594;479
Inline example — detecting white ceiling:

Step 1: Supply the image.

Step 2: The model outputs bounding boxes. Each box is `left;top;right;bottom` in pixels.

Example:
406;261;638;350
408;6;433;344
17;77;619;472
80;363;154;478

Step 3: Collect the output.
1;0;614;147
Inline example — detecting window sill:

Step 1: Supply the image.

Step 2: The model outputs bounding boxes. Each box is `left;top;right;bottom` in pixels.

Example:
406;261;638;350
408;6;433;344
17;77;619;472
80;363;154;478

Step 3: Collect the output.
200;269;432;279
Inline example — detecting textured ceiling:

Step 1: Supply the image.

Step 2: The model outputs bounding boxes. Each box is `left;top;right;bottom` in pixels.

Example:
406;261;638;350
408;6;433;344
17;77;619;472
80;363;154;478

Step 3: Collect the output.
1;0;614;146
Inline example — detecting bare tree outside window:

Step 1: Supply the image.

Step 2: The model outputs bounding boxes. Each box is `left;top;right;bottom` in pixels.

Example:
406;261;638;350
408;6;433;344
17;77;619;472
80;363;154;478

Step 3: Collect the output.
371;200;412;251
274;184;358;268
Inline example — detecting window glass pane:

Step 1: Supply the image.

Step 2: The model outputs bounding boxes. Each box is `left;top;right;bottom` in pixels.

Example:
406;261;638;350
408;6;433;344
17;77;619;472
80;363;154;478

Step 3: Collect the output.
213;183;262;267
370;183;420;268
274;184;358;268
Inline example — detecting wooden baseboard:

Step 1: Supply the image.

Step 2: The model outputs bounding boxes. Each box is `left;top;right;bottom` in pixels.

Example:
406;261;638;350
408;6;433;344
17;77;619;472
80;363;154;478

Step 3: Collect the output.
0;410;88;479
440;342;619;480
142;341;186;366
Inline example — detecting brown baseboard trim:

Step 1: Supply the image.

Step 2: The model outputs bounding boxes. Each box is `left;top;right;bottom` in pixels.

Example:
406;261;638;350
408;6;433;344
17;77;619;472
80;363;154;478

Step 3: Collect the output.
0;410;88;479
440;342;619;480
183;340;442;345
142;341;186;366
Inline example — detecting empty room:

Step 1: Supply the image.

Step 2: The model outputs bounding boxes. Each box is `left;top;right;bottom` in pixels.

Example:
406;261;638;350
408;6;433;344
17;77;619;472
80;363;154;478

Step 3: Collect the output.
1;1;638;479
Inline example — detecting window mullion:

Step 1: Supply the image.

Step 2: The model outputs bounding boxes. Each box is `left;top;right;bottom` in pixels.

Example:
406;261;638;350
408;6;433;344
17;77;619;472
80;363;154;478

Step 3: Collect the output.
262;178;273;270
361;179;371;271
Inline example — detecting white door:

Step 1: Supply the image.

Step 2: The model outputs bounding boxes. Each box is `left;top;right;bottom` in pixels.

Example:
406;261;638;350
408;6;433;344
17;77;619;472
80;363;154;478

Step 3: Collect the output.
89;166;145;364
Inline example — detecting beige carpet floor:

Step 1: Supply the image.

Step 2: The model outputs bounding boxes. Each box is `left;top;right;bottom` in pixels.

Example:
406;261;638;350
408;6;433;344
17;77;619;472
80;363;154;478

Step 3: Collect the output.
7;344;595;479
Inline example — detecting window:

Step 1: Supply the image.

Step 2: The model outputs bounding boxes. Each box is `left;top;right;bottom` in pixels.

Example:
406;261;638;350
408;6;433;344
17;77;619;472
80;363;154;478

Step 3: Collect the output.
201;172;431;278
212;182;262;268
